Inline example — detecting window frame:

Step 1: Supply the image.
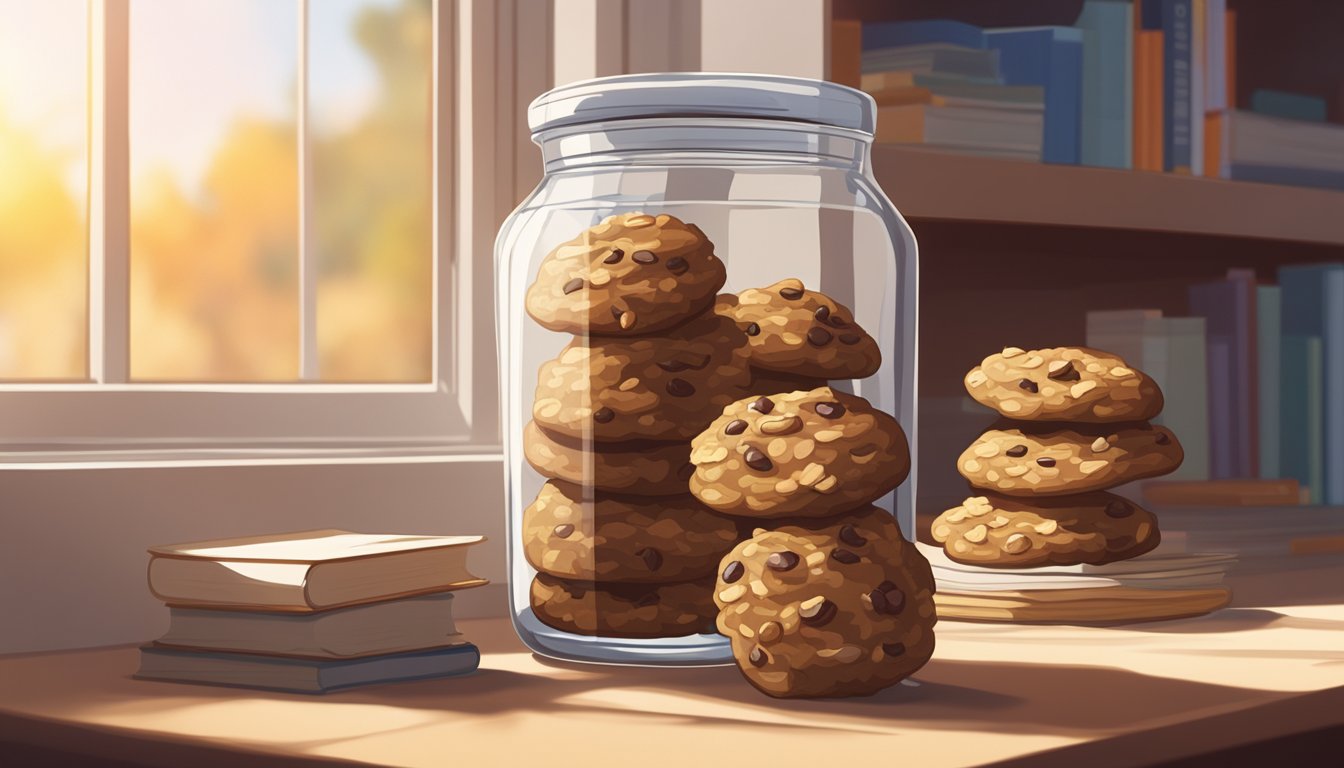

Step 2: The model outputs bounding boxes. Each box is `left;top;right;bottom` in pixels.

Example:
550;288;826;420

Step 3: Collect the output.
0;0;514;457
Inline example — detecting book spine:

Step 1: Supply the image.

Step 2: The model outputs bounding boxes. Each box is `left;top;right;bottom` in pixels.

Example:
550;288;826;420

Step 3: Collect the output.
1203;0;1227;112
1325;269;1344;505
1078;1;1135;169
1280;335;1324;504
1159;319;1211;480
1256;285;1282;479
1225;9;1237;107
1190;0;1205;175
1189;280;1252;478
1162;0;1194;173
1230;270;1258;478
1134;28;1165;171
988;30;1083;165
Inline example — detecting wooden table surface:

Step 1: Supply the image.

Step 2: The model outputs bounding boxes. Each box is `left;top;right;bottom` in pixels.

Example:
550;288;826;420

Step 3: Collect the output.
2;594;1342;767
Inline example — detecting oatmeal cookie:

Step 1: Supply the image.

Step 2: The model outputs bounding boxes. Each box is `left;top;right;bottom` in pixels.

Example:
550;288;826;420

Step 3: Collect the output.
931;493;1161;568
964;346;1163;422
689;387;910;518
522;421;694;496
530;573;718;638
713;507;936;698
958;423;1183;496
522;480;741;583
524;212;726;336
716;282;881;379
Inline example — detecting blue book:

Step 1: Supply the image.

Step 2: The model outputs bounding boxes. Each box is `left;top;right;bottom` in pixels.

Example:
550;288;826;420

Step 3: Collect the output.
1250;89;1328;123
137;642;481;693
861;19;987;51
985;27;1084;164
1228;164;1344;193
1280;263;1344;505
1153;0;1195;173
1281;336;1324;503
1076;0;1134;169
1257;285;1282;479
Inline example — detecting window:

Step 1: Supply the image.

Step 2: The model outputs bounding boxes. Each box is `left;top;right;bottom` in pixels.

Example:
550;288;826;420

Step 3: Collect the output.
0;0;499;455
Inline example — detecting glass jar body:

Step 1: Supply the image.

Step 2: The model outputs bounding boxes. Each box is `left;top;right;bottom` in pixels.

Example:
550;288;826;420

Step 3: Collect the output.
495;118;918;665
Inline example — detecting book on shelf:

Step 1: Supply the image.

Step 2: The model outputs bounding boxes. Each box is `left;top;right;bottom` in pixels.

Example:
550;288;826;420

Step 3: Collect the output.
155;592;464;659
1257;285;1283;479
136;644;481;694
1076;0;1134;169
1085;309;1210;480
147;529;488;612
1133;23;1165;172
1203;0;1229;113
1250;89;1328;123
861;43;1001;80
1188;269;1259;480
984;26;1084;165
862;19;987;52
1280;264;1344;506
1204;111;1344;192
1141;0;1201;174
874;103;1044;162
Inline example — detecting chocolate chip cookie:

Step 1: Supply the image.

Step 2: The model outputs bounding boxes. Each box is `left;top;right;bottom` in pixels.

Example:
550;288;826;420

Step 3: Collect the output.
964;346;1163;422
931;493;1161;568
525;212;727;336
532;310;751;442
717;281;881;379
523;480;741;583
959;423;1184;497
689;387;910;518
523;421;694;496
530;573;718;638
714;507;937;698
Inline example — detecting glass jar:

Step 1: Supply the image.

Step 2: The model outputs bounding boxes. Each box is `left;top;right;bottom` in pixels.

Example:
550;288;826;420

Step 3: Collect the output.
495;73;918;665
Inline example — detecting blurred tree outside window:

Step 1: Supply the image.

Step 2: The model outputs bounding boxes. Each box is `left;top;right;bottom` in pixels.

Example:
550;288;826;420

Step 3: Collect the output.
0;0;432;383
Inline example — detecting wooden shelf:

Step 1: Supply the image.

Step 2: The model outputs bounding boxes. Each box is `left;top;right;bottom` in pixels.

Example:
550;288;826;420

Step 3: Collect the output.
871;145;1344;246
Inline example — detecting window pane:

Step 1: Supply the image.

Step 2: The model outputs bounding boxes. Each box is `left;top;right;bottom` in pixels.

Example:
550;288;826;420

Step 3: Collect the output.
311;0;432;382
0;0;88;379
129;0;298;381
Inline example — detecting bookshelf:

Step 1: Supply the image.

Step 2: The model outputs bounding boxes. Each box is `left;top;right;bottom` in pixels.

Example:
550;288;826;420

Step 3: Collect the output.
839;3;1344;526
872;146;1344;246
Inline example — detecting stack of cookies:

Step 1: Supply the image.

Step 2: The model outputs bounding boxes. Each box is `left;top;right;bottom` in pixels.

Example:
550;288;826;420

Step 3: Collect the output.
932;346;1185;569
521;212;747;638
689;388;937;698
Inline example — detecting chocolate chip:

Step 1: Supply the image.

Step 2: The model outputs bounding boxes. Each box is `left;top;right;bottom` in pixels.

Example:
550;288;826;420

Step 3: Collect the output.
553;524;574;538
849;443;878;457
1018;378;1039;393
562;278;585;295
831;548;860;564
1047;360;1081;381
666;256;688;274
603;248;624;264
665;378;695;397
722;561;744;583
634;592;660;607
637;547;663;571
610;305;624;321
658;360;691;372
1105;500;1133;518
828;313;849;328
838;524;868;547
807;327;833;346
745;322;760;336
632;250;657;264
869;581;905;615
883;642;907;658
1006;444;1028;457
779;286;804;300
766;551;800;571
1036;457;1057;468
814;306;831;323
676;463;695;481
748;646;768;667
800;599;837;627
813;401;846;419
1155;432;1171;445
750;396;775;414
724;419;748;435
593;407;614;423
743;447;773;472
839;333;862;345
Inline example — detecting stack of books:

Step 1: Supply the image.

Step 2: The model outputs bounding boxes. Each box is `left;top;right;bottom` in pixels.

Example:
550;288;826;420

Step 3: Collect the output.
1085;261;1344;505
922;543;1234;623
136;530;487;693
839;2;1344;191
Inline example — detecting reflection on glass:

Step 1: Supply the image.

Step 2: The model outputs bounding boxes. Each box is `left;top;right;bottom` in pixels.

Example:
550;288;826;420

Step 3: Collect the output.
310;0;432;382
0;0;88;379
129;0;298;381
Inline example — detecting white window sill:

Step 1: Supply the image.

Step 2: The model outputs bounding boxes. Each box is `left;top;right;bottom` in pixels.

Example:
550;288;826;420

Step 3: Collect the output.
0;443;504;470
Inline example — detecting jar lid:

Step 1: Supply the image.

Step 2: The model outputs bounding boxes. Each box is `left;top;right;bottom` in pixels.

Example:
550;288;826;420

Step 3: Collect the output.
528;73;875;135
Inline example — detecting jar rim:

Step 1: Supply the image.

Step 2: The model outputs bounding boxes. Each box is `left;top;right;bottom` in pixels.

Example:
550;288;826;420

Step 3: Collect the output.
527;73;875;136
